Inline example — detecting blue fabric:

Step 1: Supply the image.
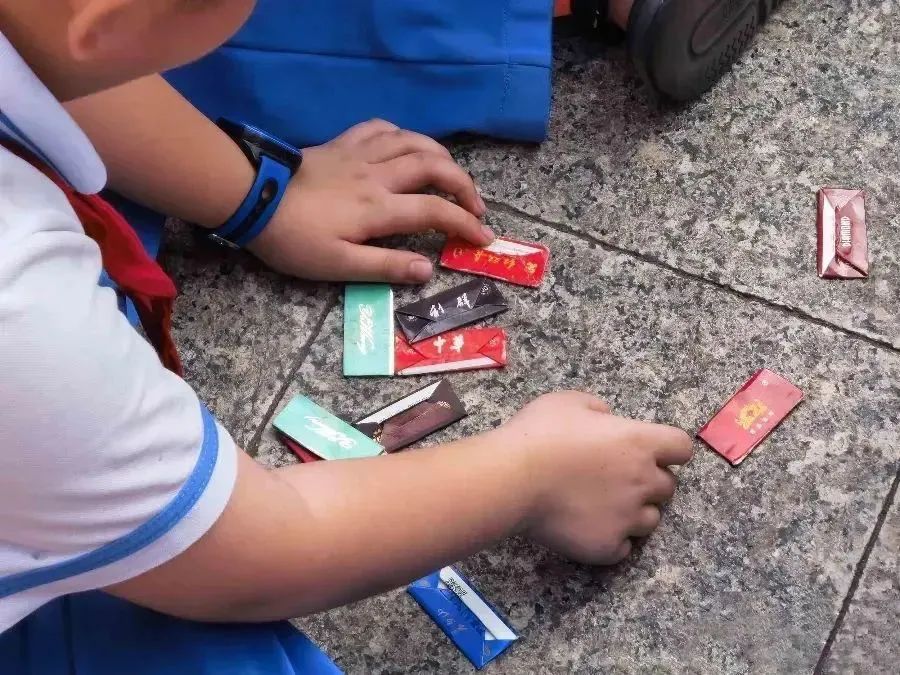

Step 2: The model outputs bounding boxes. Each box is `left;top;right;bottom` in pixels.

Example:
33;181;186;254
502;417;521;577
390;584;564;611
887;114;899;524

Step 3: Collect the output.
0;593;342;675
167;0;554;146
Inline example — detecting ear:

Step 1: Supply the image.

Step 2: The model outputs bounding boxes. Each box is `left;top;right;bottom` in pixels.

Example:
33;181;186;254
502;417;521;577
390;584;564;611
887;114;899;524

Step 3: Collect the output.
67;0;153;61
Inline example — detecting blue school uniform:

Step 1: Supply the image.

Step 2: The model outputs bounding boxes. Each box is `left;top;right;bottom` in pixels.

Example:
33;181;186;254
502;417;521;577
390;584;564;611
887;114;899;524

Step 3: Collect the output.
0;594;340;675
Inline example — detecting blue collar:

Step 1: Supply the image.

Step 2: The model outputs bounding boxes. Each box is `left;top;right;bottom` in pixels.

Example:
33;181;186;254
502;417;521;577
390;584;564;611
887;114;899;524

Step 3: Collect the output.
0;30;106;194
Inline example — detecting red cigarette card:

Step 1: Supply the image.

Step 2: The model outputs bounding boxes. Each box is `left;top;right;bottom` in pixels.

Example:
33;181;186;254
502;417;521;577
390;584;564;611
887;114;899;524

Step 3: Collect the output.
440;236;550;288
278;433;323;463
395;328;507;376
817;188;869;279
697;369;804;466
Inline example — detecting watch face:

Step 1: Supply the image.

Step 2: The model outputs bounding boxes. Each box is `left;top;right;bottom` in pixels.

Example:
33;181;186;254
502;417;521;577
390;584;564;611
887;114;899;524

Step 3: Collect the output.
243;125;302;172
219;119;302;174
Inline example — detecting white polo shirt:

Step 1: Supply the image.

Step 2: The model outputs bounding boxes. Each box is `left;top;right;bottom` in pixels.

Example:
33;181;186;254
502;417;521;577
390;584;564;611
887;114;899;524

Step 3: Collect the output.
0;33;237;632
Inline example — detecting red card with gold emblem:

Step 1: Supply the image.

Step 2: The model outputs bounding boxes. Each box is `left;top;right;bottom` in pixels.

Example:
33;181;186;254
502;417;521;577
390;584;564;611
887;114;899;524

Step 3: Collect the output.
440;236;550;288
697;369;804;466
395;328;507;376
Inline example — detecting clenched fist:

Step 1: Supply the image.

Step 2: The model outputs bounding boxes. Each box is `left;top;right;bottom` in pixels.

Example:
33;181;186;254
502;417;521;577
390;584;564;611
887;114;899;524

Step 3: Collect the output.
495;392;693;564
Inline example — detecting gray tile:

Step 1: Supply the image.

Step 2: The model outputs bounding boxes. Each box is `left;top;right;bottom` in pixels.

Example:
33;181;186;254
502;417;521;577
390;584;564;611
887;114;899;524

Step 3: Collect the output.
455;2;900;347
822;483;900;675
255;210;900;673
162;222;335;448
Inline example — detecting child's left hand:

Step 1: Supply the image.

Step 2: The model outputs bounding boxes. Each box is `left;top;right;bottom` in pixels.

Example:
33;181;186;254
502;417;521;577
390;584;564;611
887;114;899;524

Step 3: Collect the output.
247;119;493;284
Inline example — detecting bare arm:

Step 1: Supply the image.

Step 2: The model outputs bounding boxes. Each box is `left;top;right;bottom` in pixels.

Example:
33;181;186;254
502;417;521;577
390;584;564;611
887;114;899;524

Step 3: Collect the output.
106;435;534;622
65;76;493;284
65;75;254;228
105;394;692;624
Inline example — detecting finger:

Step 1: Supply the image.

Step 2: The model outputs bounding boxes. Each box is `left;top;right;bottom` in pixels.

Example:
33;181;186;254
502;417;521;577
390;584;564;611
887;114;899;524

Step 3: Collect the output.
629;506;661;538
630;423;694;467
644;467;677;504
334;242;434;284
652;427;694;467
371;194;493;245
360;129;452;164
587;398;611;414
333;119;399;147
375;152;484;216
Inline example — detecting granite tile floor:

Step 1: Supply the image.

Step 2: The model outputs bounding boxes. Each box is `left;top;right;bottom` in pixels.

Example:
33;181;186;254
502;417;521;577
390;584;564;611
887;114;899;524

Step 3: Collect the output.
163;3;899;672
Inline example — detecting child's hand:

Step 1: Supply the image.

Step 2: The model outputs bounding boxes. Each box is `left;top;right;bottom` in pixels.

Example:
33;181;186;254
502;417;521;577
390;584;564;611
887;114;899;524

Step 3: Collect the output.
247;119;492;283
497;392;694;564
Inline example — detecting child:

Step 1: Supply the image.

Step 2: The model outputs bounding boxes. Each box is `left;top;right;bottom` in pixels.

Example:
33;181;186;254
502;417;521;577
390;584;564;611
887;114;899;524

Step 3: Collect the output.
0;1;692;673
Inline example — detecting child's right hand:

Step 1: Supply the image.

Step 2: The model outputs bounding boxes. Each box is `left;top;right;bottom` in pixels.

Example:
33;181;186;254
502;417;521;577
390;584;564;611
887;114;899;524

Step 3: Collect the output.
495;392;694;564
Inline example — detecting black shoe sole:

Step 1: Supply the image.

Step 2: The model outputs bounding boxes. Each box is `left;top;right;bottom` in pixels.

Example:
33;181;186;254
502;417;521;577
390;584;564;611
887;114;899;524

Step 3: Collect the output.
627;0;784;101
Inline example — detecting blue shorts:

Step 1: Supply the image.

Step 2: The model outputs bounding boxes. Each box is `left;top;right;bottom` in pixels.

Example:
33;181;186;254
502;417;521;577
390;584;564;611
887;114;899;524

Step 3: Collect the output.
0;592;341;674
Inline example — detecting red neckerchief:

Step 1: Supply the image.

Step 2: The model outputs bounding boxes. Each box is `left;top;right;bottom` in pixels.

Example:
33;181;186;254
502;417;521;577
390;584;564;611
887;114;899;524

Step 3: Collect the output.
3;141;183;376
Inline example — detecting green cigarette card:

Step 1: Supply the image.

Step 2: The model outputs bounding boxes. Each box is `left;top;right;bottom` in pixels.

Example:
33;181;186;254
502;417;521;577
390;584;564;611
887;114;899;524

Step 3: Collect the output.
344;284;395;376
274;395;384;460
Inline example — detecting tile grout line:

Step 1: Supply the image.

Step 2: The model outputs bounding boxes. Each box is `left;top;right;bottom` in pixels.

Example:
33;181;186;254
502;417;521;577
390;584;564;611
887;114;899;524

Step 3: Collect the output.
245;293;339;456
484;199;900;355
813;467;900;674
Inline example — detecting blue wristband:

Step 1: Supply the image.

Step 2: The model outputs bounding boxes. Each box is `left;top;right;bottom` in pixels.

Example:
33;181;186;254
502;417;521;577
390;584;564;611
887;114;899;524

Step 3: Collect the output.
208;154;292;249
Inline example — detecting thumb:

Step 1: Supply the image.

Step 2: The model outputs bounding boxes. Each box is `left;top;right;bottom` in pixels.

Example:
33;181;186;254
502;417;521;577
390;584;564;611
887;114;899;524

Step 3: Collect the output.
338;243;434;284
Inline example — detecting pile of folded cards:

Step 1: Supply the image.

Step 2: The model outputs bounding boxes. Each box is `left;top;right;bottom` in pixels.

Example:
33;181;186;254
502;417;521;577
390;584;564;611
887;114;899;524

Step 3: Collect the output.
273;234;551;468
343;235;550;378
268;186;869;668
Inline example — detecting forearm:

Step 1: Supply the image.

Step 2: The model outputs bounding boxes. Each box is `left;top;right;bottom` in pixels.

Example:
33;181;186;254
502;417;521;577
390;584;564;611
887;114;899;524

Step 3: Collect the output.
268;432;533;614
108;433;536;622
65;75;253;228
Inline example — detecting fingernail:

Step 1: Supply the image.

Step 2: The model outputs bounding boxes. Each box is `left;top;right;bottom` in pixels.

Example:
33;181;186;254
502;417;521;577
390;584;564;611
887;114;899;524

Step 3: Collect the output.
477;194;487;215
481;225;495;242
408;259;433;283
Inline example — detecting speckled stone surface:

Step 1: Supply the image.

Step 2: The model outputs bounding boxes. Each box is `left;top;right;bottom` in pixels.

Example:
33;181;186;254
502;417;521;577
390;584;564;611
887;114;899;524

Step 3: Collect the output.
162;222;335;448
455;1;900;347
251;210;900;673
822;486;900;675
167;5;900;672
